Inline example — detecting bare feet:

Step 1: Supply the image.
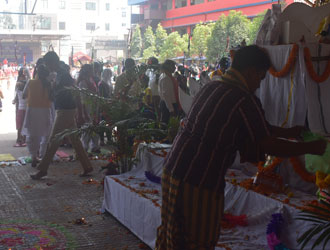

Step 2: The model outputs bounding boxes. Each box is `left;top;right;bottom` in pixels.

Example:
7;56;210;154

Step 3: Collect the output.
30;171;47;180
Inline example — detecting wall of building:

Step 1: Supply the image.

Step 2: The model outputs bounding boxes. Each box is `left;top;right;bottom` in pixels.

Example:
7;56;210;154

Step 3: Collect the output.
161;0;295;29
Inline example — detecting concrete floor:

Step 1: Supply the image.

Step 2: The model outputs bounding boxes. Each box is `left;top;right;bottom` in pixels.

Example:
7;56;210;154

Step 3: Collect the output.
0;80;146;249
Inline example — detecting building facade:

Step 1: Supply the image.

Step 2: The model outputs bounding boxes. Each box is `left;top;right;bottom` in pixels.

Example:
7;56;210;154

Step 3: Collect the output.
129;0;295;34
0;0;131;64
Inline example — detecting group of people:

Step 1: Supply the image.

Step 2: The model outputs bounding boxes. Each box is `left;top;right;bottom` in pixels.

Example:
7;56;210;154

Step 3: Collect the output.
10;52;106;179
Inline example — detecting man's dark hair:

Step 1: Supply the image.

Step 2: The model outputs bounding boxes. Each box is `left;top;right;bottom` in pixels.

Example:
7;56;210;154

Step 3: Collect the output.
148;57;158;65
231;45;271;72
124;58;135;71
161;59;176;73
43;51;59;64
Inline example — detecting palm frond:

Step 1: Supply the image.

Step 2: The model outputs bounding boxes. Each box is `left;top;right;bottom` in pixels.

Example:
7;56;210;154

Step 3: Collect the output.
297;201;330;250
312;225;330;249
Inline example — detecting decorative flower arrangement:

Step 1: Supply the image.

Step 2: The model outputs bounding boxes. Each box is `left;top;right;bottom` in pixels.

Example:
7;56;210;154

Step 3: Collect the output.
316;171;330;189
254;158;284;194
266;213;290;250
289;157;315;183
269;44;298;78
112;177;161;207
304;47;330;83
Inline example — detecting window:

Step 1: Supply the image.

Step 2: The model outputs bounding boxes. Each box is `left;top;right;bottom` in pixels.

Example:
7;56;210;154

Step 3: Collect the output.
37;17;51;30
122;12;126;17
86;2;96;10
59;22;66;30
167;0;172;10
191;0;204;5
106;3;110;10
122;23;126;27
59;0;66;9
86;23;96;30
41;0;48;8
175;0;187;8
105;23;110;31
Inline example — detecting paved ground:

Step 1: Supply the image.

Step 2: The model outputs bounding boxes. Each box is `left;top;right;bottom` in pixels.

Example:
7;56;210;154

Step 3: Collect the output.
0;80;147;249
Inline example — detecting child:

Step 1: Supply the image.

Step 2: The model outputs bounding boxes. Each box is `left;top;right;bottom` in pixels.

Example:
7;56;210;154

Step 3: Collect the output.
13;80;27;146
13;67;29;146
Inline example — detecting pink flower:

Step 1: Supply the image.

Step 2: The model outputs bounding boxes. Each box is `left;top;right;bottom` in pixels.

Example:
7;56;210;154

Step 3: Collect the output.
267;232;281;250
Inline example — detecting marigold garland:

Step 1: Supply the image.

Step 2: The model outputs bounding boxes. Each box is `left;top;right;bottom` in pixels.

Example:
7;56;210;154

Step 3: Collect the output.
269;44;299;78
304;47;330;83
316;171;330;189
289;157;315;183
111;177;160;207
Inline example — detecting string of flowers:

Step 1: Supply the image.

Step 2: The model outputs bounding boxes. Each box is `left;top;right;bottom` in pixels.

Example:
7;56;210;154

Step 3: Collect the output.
316;171;330;189
111;177;160;207
304;47;330;83
269;44;298;78
266;213;290;250
289;157;315;183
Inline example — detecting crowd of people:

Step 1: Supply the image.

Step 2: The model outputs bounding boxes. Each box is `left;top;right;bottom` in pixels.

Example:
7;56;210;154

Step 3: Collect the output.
3;50;231;180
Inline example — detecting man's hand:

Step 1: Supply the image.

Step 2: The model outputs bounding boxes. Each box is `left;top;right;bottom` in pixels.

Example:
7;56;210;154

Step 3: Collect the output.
287;126;306;139
309;139;327;155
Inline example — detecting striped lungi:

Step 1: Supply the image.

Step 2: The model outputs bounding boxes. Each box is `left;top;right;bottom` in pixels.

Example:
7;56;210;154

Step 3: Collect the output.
156;169;224;250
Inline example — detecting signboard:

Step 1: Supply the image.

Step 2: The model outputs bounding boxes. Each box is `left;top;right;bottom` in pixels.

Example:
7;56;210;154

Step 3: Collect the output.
0;42;33;64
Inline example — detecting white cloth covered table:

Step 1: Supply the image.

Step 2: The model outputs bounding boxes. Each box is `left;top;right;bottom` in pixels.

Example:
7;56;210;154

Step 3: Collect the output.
102;146;322;250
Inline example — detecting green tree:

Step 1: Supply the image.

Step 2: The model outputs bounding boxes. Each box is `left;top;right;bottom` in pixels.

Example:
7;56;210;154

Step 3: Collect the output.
130;25;142;58
144;26;155;49
191;23;214;58
206;10;250;63
142;46;156;60
0;14;16;29
159;31;186;62
248;11;266;45
142;26;156;60
155;23;168;56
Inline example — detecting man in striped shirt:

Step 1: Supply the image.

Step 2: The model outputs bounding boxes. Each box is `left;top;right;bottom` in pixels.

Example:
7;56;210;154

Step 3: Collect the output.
156;45;327;250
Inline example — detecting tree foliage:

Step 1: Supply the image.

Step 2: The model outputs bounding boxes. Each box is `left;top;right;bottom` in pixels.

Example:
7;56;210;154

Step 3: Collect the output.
248;11;266;45
144;26;155;49
143;46;156;60
207;10;250;63
130;25;142;59
159;31;186;62
155;23;167;56
191;23;214;57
